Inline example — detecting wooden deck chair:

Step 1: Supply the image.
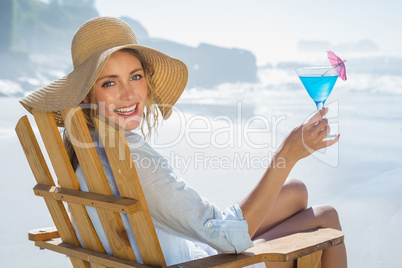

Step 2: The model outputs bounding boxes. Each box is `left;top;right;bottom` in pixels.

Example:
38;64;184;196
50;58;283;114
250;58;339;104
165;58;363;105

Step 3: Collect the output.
15;107;344;268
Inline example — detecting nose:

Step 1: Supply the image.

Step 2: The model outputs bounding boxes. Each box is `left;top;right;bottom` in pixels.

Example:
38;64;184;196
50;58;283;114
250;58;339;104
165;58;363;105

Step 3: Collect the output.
119;81;135;101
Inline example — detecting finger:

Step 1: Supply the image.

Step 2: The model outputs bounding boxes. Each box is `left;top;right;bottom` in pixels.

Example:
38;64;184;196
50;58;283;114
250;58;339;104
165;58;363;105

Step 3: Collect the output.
306;107;329;125
317;124;330;140
321;133;340;148
315;117;329;131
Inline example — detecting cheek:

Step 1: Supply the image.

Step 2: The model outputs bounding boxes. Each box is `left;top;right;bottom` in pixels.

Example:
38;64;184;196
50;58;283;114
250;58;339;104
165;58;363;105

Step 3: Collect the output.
142;82;148;98
139;84;148;104
94;92;115;116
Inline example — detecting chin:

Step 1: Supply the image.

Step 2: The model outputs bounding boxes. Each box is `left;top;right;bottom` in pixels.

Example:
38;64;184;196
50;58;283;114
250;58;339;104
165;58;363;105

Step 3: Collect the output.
120;120;141;131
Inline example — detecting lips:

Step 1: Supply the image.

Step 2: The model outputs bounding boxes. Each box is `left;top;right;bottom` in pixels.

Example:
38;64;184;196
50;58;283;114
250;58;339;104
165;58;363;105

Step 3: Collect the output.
114;103;137;117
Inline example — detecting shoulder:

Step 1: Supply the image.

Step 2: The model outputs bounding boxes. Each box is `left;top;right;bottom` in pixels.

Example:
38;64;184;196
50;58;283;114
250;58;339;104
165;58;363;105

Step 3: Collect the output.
124;131;163;158
124;131;172;175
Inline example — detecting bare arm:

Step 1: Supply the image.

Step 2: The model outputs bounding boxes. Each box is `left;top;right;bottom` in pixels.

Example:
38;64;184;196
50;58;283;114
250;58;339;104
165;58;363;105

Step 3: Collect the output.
239;107;340;237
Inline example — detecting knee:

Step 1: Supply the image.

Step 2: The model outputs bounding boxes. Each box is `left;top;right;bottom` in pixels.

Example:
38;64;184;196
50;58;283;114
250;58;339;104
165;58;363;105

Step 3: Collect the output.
314;205;342;230
284;178;308;210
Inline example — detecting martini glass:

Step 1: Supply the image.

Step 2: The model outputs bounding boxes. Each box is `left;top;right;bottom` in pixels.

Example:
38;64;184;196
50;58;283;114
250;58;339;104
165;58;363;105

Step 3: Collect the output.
295;66;338;139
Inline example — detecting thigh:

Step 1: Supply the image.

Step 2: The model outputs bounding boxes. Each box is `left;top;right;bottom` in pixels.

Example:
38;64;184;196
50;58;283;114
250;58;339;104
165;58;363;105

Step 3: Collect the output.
254;205;341;242
252;178;308;239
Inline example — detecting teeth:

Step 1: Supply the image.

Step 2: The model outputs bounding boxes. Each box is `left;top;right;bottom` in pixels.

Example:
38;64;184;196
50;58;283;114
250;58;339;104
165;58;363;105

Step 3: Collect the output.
115;104;137;115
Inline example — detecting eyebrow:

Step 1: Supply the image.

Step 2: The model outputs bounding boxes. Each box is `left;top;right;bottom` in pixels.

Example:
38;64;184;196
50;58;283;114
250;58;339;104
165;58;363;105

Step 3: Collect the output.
96;68;144;82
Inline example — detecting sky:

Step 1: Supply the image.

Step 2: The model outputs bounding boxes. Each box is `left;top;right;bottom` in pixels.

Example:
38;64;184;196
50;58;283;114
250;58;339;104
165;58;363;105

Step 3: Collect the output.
94;0;402;65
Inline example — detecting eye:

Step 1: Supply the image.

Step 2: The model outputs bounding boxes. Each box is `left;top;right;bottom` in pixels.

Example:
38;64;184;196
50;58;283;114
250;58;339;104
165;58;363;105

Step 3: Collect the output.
131;74;143;81
102;81;115;87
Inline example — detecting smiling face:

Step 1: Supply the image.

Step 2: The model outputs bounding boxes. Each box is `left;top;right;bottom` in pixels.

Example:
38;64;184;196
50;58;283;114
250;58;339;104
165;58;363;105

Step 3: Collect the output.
85;50;148;131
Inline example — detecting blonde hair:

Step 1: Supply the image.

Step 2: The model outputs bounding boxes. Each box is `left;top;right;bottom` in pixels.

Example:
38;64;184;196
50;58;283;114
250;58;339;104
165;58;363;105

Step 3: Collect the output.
63;48;160;170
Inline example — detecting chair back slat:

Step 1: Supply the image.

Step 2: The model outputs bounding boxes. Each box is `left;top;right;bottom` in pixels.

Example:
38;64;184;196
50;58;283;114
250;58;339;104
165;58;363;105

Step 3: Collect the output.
96;118;166;267
15;116;90;268
30;110;108;268
61;107;136;262
32;110;79;189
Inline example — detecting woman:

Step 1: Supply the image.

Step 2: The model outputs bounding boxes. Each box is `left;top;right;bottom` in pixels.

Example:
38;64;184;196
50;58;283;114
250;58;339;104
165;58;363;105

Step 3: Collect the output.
20;17;347;267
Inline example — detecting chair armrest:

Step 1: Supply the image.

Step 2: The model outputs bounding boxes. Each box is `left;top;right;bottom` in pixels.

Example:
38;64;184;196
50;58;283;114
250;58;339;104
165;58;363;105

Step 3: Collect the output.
168;228;344;268
28;227;60;242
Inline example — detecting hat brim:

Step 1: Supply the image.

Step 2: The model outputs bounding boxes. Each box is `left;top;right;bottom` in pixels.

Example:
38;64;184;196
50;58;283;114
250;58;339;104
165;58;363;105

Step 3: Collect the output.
20;44;188;126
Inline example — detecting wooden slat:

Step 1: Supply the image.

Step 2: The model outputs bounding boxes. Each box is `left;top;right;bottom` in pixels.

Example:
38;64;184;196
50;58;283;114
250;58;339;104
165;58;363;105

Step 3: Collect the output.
243;228;342;263
36;240;155;268
297;250;322;268
96;118;166;267
15;116;89;268
15;116;54;186
168;228;344;268
34;184;141;214
61;108;136;262
32;110;107;268
29;227;60;242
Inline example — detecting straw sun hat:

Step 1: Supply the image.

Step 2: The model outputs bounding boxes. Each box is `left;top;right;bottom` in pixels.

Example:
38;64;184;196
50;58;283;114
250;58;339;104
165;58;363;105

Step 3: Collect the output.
20;16;188;126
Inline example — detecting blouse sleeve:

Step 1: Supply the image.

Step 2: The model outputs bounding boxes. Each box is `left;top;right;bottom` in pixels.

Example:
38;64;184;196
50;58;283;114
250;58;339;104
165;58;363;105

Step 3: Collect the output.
125;133;254;254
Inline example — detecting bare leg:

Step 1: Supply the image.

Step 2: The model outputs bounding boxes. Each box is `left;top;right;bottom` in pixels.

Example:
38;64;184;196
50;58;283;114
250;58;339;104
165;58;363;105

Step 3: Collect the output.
242;179;347;268
251;178;308;239
254;206;347;268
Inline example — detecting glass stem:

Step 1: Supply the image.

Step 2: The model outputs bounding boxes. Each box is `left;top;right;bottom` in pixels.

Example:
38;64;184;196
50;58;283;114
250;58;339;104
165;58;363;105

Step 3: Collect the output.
316;102;324;111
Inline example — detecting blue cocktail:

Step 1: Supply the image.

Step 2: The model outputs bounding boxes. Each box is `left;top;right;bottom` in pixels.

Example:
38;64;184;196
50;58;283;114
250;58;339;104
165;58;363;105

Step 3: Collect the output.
295;66;338;138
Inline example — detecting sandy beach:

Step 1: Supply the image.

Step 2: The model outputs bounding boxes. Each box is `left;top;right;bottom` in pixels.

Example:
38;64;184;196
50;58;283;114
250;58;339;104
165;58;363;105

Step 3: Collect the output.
1;77;401;267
